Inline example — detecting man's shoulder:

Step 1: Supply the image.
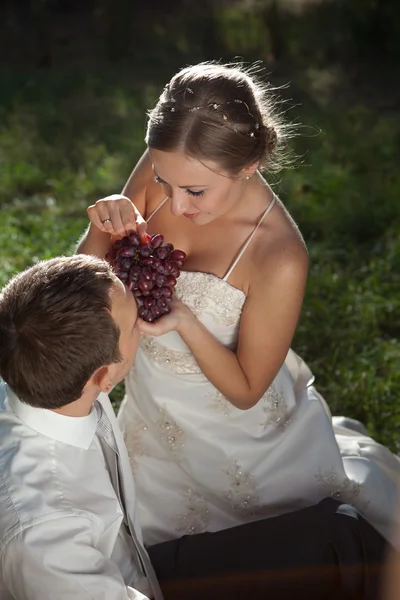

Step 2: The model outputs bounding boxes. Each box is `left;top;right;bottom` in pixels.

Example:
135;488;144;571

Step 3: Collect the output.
0;416;71;549
0;380;7;411
0;391;99;550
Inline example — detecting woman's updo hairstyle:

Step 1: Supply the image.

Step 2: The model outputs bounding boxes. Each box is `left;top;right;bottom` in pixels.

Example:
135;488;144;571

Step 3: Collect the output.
146;62;291;175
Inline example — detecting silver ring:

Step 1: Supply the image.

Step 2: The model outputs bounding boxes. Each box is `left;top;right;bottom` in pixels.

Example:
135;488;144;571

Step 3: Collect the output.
101;218;112;224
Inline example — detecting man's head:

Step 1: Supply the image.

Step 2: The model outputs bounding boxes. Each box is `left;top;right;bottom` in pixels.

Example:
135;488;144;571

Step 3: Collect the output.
0;255;139;409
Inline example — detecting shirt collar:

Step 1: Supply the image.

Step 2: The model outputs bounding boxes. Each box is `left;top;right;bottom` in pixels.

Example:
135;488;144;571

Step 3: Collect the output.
6;385;98;450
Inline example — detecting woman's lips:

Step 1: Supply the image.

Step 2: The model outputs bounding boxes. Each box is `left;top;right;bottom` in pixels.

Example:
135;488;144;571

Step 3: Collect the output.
183;212;201;219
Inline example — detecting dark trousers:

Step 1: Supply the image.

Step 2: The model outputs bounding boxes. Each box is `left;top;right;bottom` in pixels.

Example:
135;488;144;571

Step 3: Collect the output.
148;499;389;600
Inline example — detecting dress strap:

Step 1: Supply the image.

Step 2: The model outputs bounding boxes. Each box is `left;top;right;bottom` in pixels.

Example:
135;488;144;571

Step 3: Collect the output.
223;195;277;282
146;197;169;222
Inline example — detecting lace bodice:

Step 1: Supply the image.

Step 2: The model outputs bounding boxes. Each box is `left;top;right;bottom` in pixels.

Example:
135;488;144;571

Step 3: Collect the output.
139;271;245;375
176;271;245;326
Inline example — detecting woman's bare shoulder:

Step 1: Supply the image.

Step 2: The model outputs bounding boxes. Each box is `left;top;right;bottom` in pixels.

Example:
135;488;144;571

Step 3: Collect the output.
251;197;308;282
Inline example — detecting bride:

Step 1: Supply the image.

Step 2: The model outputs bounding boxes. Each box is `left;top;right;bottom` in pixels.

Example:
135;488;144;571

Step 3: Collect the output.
78;61;400;547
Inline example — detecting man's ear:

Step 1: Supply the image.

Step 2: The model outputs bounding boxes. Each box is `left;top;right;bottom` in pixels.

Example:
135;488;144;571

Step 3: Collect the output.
89;365;113;393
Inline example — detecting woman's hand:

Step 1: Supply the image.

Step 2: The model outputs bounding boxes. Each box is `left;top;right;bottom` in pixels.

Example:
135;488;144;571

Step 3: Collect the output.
138;298;195;337
87;194;147;239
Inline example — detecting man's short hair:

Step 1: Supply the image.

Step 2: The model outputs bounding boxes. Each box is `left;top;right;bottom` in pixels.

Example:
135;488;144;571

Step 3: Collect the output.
0;255;122;409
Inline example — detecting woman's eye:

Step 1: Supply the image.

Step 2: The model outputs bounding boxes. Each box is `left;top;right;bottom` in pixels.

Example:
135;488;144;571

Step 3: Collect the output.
154;176;204;197
186;189;205;197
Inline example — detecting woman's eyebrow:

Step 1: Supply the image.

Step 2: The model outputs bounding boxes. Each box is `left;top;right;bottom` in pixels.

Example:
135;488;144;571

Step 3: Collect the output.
153;168;208;189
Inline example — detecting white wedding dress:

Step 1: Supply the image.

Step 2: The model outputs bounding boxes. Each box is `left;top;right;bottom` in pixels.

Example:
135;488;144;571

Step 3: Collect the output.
118;197;400;547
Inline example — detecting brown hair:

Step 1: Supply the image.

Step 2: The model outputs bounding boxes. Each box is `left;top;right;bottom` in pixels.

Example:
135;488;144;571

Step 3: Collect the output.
0;255;122;409
146;62;292;175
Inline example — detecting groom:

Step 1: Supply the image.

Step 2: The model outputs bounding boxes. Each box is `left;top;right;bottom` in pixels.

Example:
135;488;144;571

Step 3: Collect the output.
0;255;389;600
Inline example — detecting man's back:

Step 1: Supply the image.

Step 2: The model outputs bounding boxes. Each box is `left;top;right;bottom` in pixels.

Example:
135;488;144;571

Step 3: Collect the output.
0;382;148;600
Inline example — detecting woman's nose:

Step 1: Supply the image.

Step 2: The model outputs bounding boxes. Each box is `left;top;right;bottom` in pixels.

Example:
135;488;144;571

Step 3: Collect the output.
170;191;190;216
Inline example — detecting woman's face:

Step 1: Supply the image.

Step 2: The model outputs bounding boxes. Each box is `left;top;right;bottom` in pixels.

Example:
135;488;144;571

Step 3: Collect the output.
149;148;246;225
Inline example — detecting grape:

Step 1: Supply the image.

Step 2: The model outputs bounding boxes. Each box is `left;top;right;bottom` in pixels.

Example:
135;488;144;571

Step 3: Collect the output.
163;243;174;254
129;265;141;280
141;233;152;244
166;275;177;287
106;233;186;322
105;249;117;262
139;244;152;257
139;279;154;293
155;274;167;287
150;233;164;249
141;257;155;267
170;266;180;278
155;246;169;260
144;297;155;308
170;249;186;262
141;268;154;281
152;305;162;318
138;306;149;319
128;231;141;246
161;286;173;298
164;261;174;273
115;270;128;281
118;246;137;257
119;257;133;271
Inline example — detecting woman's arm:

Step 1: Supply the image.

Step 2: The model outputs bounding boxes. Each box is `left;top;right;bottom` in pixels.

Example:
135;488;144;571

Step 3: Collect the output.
122;149;153;204
139;240;308;409
76;150;152;257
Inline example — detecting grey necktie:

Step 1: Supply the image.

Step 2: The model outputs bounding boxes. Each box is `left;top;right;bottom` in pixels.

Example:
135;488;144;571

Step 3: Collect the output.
95;401;163;600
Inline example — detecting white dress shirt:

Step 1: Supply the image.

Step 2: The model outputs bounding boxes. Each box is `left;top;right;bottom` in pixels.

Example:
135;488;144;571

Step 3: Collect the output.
0;380;152;600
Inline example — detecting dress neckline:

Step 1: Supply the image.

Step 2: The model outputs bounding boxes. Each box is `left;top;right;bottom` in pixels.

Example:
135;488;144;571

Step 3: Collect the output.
178;270;246;300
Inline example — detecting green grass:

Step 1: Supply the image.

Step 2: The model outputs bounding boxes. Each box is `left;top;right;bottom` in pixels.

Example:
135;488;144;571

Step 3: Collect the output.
1;67;399;450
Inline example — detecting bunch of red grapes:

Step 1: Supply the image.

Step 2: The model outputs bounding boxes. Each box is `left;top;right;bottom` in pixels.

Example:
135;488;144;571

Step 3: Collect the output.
105;231;186;322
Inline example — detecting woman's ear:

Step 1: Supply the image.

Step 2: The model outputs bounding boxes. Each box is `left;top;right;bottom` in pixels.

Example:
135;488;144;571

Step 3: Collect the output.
240;161;260;179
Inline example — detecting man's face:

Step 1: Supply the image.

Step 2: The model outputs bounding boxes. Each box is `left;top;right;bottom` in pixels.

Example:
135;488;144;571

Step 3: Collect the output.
108;279;140;384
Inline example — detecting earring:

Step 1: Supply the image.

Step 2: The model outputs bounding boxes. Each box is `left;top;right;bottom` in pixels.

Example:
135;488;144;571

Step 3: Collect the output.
245;175;251;180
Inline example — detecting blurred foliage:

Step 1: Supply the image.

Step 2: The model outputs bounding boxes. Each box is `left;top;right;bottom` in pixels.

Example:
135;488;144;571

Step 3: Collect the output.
1;0;400;71
0;0;399;448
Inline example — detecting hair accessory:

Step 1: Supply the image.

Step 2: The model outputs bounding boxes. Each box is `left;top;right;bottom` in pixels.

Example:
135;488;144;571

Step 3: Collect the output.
163;91;261;137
